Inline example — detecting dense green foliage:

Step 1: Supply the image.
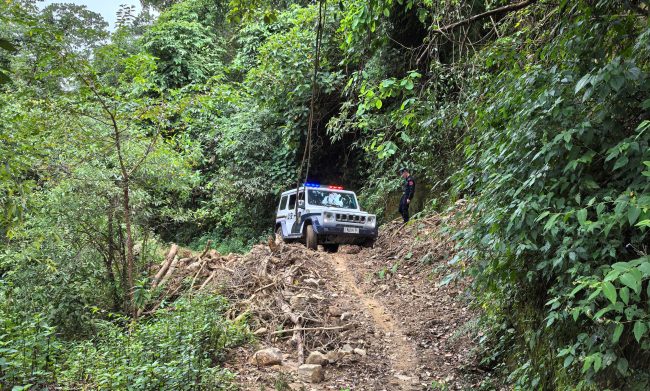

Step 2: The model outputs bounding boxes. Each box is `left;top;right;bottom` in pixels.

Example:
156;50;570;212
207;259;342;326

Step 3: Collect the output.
449;4;650;390
2;0;649;389
1;294;246;389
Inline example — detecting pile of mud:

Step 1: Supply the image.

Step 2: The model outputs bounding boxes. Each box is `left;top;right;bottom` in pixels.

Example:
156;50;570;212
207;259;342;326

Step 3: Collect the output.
145;240;367;363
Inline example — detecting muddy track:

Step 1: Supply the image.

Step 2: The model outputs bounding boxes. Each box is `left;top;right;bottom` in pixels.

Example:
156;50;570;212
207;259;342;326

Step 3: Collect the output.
224;215;482;389
329;253;420;388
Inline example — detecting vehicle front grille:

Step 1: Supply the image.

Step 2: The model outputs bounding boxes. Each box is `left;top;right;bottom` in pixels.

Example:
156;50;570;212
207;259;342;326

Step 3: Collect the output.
335;213;366;223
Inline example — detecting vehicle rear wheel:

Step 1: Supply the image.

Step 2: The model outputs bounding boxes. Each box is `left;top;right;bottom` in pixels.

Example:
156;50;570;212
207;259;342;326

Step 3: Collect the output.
305;224;318;250
275;226;285;245
323;244;339;253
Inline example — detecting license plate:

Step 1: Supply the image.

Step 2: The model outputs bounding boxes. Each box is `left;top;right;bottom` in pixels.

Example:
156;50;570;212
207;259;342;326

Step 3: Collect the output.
343;227;359;234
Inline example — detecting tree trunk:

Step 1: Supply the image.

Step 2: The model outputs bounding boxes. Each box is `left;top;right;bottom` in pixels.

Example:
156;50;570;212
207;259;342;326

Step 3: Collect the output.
121;180;136;317
116;212;127;310
106;200;121;311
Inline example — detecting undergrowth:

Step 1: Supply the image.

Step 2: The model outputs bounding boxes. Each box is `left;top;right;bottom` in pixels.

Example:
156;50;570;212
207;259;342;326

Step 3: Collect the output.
0;294;249;390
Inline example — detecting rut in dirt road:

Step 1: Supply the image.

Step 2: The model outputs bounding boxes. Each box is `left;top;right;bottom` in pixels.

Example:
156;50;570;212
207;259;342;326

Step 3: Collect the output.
330;253;421;387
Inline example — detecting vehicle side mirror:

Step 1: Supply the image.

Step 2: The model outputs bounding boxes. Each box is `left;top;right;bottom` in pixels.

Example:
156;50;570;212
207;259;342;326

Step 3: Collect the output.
298;200;305;208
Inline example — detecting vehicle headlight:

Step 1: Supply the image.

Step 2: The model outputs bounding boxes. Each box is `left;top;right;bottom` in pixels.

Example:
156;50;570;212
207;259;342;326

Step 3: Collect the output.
323;212;335;224
366;215;376;227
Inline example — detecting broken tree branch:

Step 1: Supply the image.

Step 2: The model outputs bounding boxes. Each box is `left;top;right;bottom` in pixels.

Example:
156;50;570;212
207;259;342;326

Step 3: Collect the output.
271;324;354;335
199;270;217;290
277;296;305;364
431;0;538;35
199;240;212;259
151;244;178;289
158;255;179;288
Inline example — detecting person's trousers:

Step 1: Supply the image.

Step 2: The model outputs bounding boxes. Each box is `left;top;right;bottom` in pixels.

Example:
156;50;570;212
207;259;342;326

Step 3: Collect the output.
398;195;410;223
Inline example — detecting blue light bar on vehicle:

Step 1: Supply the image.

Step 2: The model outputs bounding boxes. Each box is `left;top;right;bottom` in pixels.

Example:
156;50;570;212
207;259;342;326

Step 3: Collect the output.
303;182;344;190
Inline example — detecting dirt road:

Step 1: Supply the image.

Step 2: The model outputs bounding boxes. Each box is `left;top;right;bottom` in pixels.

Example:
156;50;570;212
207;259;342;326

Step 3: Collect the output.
149;208;487;389
221;215;485;390
329;253;421;388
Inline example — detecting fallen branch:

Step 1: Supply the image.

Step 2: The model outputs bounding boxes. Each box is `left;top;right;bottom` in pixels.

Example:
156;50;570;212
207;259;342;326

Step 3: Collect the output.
271;324;354;335
431;0;538;34
151;244;178;289
144;283;185;316
254;279;280;294
158;255;179;288
199;270;217;290
189;259;207;291
199;240;212;259
211;265;234;273
277;296;305;364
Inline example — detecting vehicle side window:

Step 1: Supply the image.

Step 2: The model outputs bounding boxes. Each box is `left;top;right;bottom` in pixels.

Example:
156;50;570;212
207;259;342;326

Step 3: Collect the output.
279;196;287;211
287;192;304;210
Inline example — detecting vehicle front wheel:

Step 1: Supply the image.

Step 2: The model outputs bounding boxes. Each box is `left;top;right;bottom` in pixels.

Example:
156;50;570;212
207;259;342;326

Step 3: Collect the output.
305;225;318;250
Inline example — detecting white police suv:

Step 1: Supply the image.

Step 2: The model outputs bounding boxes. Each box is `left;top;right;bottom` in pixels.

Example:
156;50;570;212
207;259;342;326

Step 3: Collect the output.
275;183;378;252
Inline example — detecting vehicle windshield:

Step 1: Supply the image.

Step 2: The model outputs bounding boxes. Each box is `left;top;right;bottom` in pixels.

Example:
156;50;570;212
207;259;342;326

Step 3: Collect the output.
307;189;357;209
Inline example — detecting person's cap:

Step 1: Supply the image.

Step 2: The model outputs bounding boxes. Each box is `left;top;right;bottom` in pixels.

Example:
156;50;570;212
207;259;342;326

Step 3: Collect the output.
399;167;408;173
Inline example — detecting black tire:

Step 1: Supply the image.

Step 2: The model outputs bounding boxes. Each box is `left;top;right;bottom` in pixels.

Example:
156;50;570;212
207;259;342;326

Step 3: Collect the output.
305;224;318;250
323;244;339;253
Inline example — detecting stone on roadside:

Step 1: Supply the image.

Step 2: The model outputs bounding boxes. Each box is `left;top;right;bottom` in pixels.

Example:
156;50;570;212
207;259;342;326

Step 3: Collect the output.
353;348;367;357
306;351;327;365
339;343;354;355
324;350;343;363
328;306;343;317
298;364;324;383
340;312;352;322
250;347;282;366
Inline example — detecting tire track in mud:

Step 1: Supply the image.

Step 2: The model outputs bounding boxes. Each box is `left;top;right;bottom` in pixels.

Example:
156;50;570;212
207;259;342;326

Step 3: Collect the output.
329;253;420;389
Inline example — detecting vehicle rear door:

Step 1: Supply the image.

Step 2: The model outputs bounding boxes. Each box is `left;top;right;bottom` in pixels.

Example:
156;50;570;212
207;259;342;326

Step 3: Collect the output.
286;191;305;236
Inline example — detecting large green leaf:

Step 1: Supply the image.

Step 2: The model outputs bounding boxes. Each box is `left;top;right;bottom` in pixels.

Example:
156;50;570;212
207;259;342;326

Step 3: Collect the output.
602;281;617;305
612;323;624;343
620;270;642;295
633;321;647;342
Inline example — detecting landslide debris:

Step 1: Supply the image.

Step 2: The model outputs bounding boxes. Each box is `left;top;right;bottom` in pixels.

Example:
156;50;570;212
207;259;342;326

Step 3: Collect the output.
144;200;491;390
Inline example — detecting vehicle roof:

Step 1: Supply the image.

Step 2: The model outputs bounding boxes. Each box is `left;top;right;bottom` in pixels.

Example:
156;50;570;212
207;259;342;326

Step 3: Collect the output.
280;187;357;196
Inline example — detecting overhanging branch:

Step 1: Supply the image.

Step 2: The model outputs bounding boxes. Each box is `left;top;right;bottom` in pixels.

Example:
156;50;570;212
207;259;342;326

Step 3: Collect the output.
431;0;538;34
417;0;540;64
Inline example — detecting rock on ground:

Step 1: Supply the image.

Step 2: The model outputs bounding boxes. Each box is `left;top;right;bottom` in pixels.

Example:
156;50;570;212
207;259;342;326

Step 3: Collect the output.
306;351;327;365
250;347;282;366
298;364;324;383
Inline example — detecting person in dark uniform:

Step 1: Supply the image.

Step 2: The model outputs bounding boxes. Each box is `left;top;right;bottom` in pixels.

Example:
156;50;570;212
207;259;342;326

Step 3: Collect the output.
398;168;415;223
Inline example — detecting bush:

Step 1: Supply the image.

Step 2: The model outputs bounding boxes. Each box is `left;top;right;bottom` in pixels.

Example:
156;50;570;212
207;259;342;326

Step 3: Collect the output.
0;294;248;390
455;5;650;389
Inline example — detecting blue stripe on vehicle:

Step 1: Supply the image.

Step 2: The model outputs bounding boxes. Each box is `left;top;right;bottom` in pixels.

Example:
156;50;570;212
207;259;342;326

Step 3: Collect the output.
300;213;321;223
